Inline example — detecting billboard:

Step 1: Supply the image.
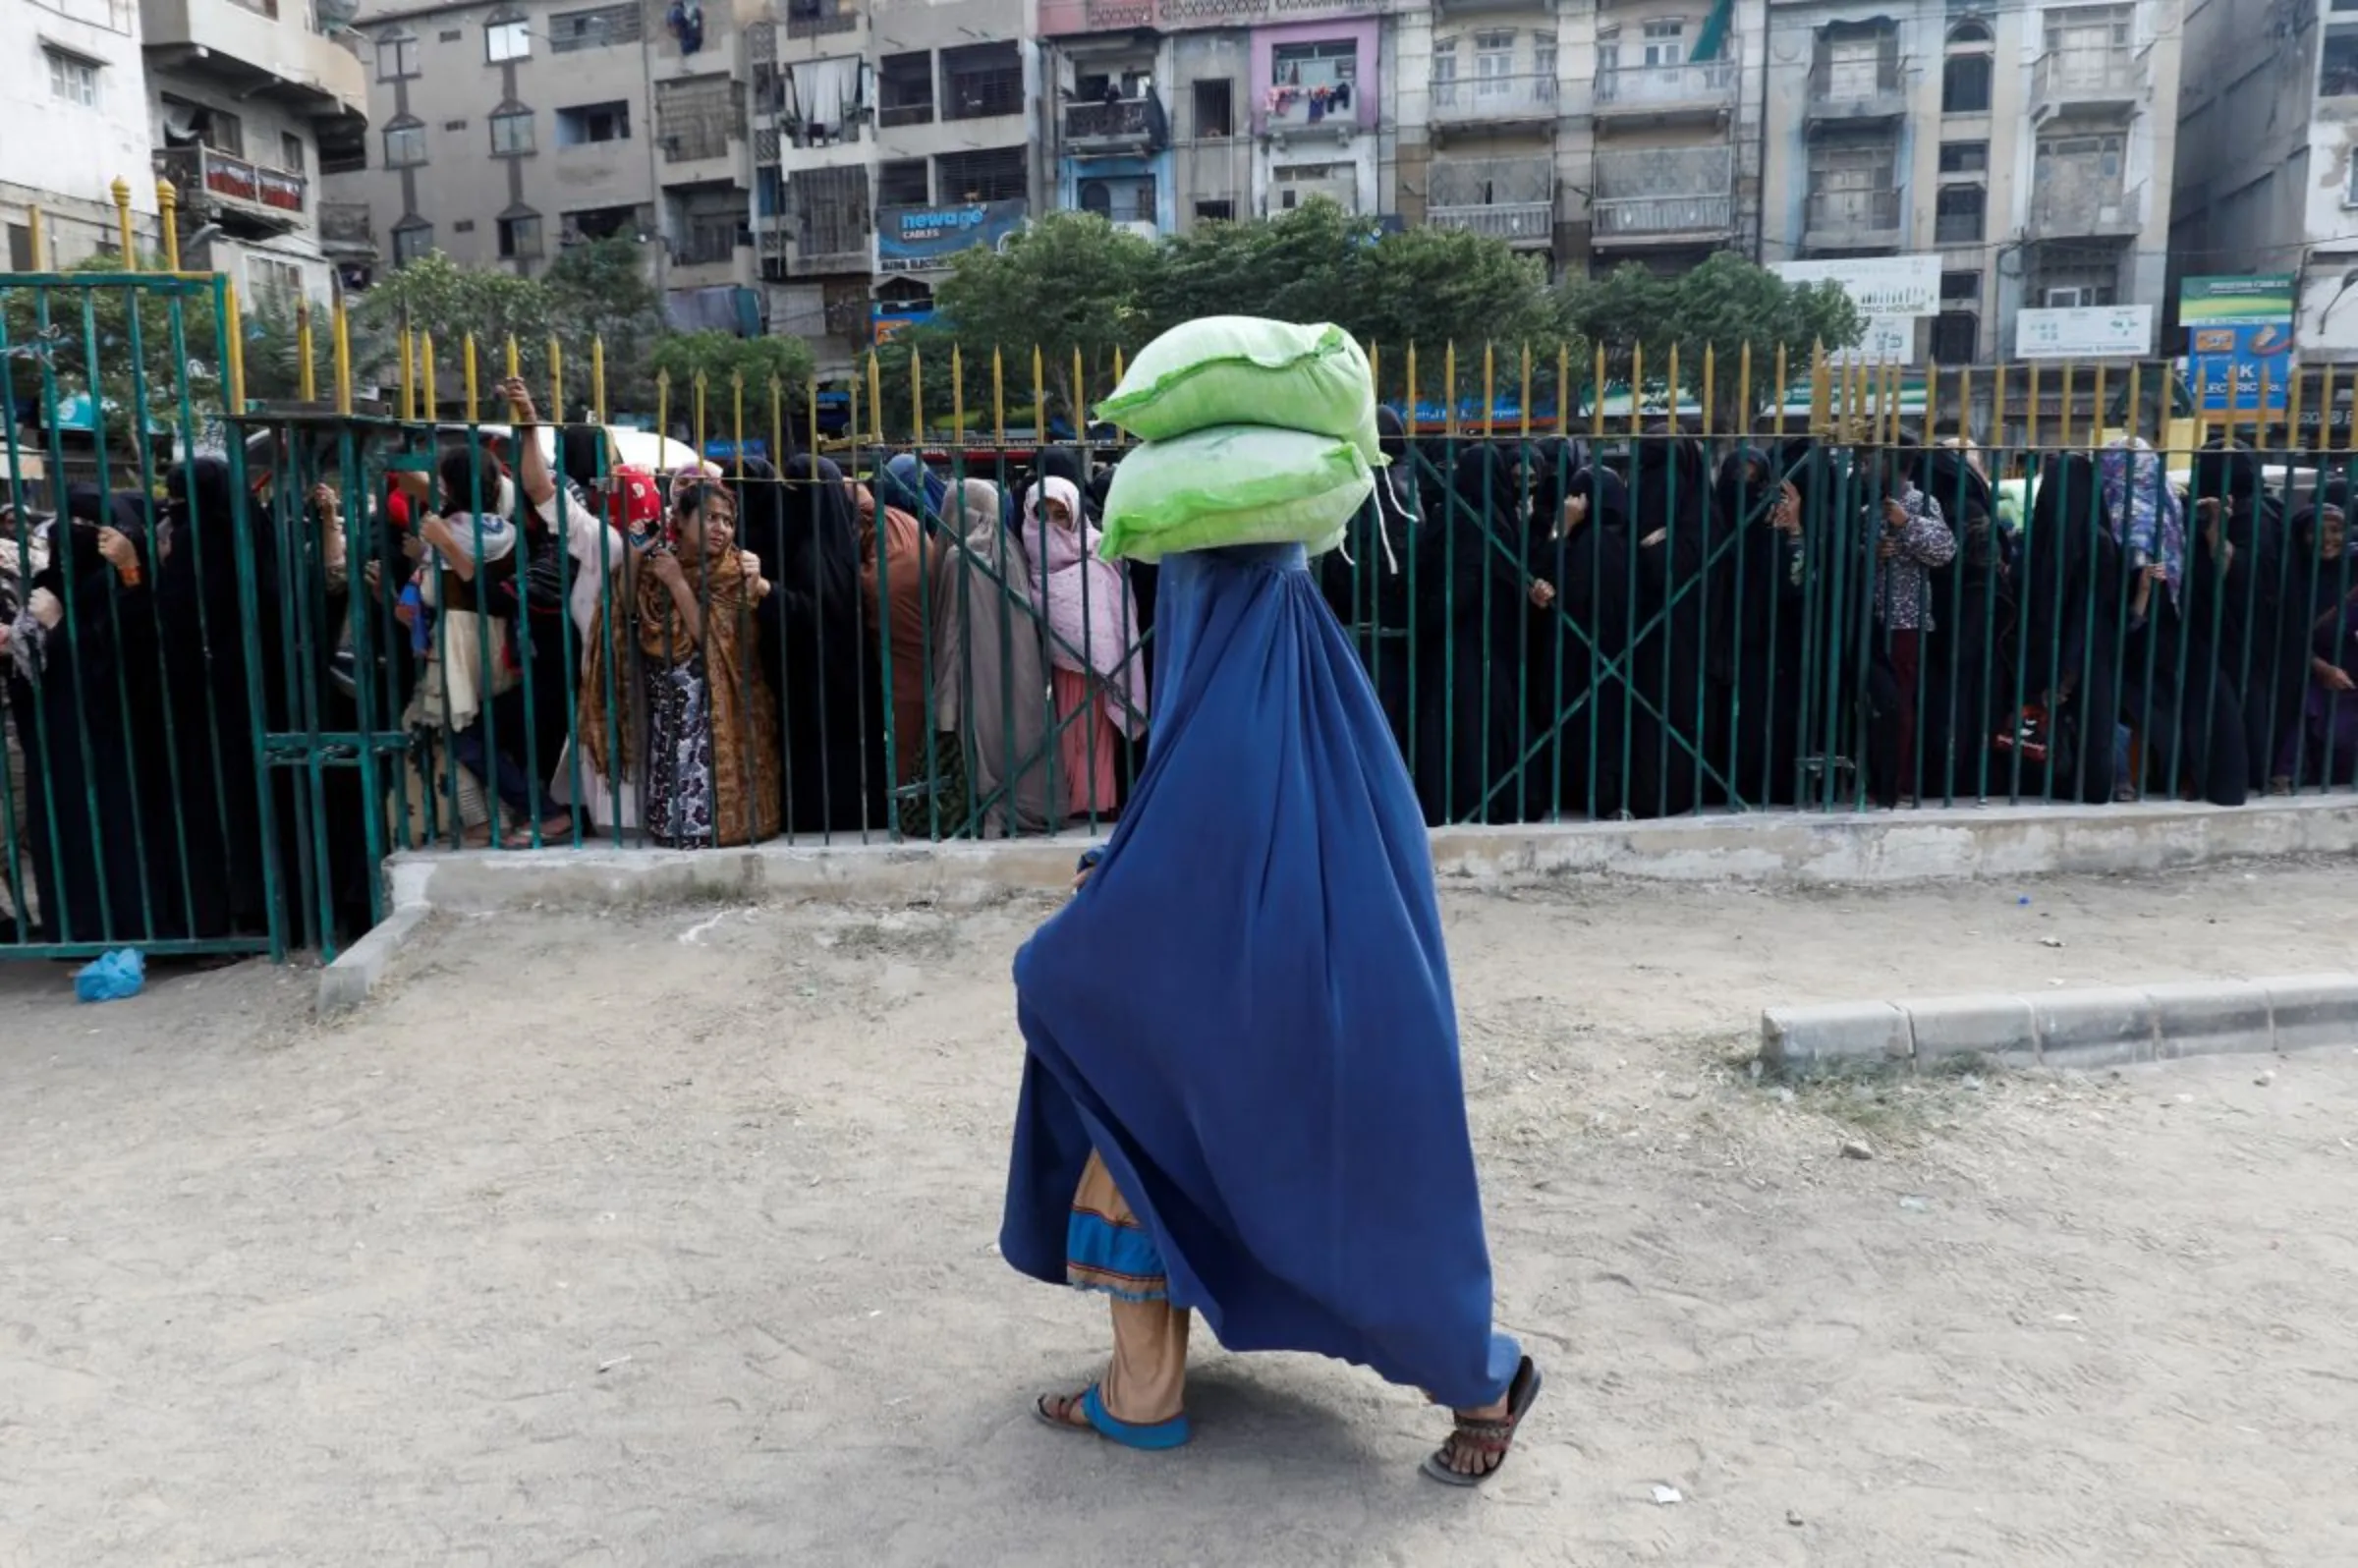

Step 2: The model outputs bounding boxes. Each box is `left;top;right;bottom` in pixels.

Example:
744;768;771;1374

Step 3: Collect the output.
2181;275;2295;414
2014;304;2154;361
1770;253;1942;317
876;200;1028;274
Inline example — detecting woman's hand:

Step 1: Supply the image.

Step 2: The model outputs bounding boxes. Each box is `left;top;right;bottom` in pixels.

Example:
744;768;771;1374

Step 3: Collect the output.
95;526;138;577
740;549;771;599
28;587;61;630
1559;494;1589;536
1771;481;1802;536
309;482;342;525
499;376;539;426
2320;661;2356;694
1528;578;1556;610
648;549;688;588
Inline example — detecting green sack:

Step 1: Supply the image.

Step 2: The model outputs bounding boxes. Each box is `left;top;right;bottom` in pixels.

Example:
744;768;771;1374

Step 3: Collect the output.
1095;425;1376;564
1095;316;1382;461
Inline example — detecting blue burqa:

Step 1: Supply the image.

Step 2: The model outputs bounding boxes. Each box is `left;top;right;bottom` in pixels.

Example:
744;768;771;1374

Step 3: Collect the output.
1000;542;1521;1411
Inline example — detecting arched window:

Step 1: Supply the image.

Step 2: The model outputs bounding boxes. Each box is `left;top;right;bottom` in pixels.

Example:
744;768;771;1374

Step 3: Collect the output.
1946;18;1993;45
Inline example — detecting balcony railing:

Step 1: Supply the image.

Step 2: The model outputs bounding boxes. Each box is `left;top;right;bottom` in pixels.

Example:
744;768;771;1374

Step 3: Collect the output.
1803;188;1904;246
1429;201;1553;242
1066;97;1158;143
1044;0;1391;32
1430;73;1558;124
2027;180;2143;240
1594;59;1737;115
153;144;307;229
2030;48;2147;120
1806;58;1906;122
1592;194;1733;239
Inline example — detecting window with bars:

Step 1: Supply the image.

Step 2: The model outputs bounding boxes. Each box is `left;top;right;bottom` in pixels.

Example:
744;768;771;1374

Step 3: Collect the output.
794;165;871;257
550;3;641;53
935;146;1026;203
1935;184;1985;244
1942;53;1991;112
941;41;1022;121
879;51;934;127
1194;79;1233;138
1271;38;1356;88
877;158;928;206
655;76;742;161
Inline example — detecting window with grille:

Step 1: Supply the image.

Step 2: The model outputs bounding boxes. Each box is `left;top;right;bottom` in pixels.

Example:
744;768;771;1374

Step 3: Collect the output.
490;109;535;156
1939;140;1989;175
1079;176;1156;223
941;41;1021;121
1930;311;1978;364
550;3;641;52
655;76;742;162
1195;199;1235;222
794;165;871;256
1942;53;1991;112
935;146;1026;203
556;102;631;144
1940;269;1982;303
877;158;928;206
1271;39;1356;88
1935;184;1985;244
879;51;934;127
1194;79;1233;138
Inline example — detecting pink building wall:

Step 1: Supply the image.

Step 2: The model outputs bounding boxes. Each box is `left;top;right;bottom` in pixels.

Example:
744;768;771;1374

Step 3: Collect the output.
1248;18;1379;136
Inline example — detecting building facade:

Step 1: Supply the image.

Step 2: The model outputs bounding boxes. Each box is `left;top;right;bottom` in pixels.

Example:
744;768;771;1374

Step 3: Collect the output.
1759;0;2180;365
327;0;764;327
753;0;1034;368
3;0;366;311
2173;0;2358;367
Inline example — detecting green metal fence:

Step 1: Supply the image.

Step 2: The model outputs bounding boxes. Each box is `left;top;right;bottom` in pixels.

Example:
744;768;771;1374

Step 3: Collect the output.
6;257;2356;966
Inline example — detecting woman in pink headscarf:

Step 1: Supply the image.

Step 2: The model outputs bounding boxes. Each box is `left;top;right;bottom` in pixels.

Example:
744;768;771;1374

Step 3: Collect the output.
1023;476;1148;821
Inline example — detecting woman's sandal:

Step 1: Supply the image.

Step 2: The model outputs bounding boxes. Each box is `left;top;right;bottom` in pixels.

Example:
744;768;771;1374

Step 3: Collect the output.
1421;1356;1544;1487
1031;1387;1192;1451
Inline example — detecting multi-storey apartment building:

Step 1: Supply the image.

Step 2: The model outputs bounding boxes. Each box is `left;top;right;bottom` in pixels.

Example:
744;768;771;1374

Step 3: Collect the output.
1760;0;2181;364
2172;0;2358;368
3;0;367;311
752;0;1034;367
328;0;762;324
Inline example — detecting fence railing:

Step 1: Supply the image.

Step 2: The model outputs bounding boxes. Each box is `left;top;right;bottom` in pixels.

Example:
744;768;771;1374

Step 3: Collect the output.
5;182;2356;968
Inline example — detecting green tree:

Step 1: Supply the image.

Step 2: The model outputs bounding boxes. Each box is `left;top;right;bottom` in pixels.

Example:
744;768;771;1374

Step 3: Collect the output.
1560;252;1863;425
646;330;816;441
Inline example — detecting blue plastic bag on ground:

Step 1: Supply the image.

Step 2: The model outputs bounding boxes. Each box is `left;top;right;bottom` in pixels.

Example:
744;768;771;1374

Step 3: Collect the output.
76;949;145;1003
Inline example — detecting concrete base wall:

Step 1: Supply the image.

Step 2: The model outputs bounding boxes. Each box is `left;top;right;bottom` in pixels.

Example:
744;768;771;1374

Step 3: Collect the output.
386;795;2358;916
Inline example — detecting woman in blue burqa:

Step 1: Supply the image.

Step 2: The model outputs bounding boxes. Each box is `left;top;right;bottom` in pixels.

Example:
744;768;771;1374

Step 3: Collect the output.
999;536;1543;1484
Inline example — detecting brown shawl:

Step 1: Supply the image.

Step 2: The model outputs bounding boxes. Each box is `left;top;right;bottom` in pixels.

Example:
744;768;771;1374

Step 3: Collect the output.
578;540;783;845
851;481;942;784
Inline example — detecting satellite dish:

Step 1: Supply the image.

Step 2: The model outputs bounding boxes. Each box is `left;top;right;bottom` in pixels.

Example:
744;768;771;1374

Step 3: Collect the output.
316;0;363;25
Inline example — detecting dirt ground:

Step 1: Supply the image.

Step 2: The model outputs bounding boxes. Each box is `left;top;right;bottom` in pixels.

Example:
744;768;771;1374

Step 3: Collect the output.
5;862;2358;1568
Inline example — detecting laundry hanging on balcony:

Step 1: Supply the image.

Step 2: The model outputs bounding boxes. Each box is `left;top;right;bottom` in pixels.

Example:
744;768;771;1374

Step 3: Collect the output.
665;0;704;54
1264;82;1350;122
788;57;868;143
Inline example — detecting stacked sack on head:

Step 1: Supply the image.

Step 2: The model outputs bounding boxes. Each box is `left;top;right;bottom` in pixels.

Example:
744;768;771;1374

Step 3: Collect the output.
1092;315;1382;563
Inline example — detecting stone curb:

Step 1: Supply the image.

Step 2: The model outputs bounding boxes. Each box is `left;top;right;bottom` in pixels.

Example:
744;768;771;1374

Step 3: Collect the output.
1762;975;2358;1077
315;905;428;1018
383;794;2358;915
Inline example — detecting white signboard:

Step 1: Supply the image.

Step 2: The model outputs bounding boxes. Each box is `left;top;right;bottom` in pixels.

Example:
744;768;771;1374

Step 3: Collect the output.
2013;304;2155;361
1829;314;1918;366
1771;253;1943;317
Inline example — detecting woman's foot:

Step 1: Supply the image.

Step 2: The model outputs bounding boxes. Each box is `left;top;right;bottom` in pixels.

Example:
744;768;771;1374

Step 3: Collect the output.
1036;1390;1095;1432
1423;1356;1543;1486
2270;775;2294;797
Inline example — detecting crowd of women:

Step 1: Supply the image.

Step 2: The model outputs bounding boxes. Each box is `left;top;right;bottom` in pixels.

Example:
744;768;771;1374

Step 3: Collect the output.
6;397;2356;953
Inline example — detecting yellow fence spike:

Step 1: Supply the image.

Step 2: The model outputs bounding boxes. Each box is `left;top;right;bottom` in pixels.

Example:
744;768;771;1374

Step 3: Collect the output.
27;205;46;271
398;324;416;423
2058;361;2075;447
1629;342;1644;439
591;335;608;425
911;346;925;445
693;370;708;467
2286;357;2307;440
2092;363;2108;443
547;336;563;425
656;368;671;456
991;347;1006;448
1404;342;1419;435
110;178;137;269
1666;344;1680;432
2025;361;2040;447
332;296;353;417
297;301;317;404
2322;364;2338;452
1702;343;1716;439
1031;345;1045;452
505;335;521;384
1071;347;1086;439
421;331;438;420
1592;342;1605;440
805;369;818;459
1482;342;1496;436
223;280;247;414
1772;343;1788;439
156;179;181;272
1992;358;2007;449
1442;342;1458;437
1808;342;1827;436
1555;343;1570;438
1518;343;1532;441
731;369;746;484
866;351;883;445
1736;342;1752;439
462;333;479;420
950;344;966;443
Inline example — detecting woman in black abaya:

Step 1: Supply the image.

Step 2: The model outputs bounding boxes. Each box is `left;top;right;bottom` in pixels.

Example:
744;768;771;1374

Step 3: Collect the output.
10;489;180;945
1712;446;1811;807
1526;458;1639;819
2017;455;2128;804
763;455;889;835
1411;443;1546;823
1622;434;1713;815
